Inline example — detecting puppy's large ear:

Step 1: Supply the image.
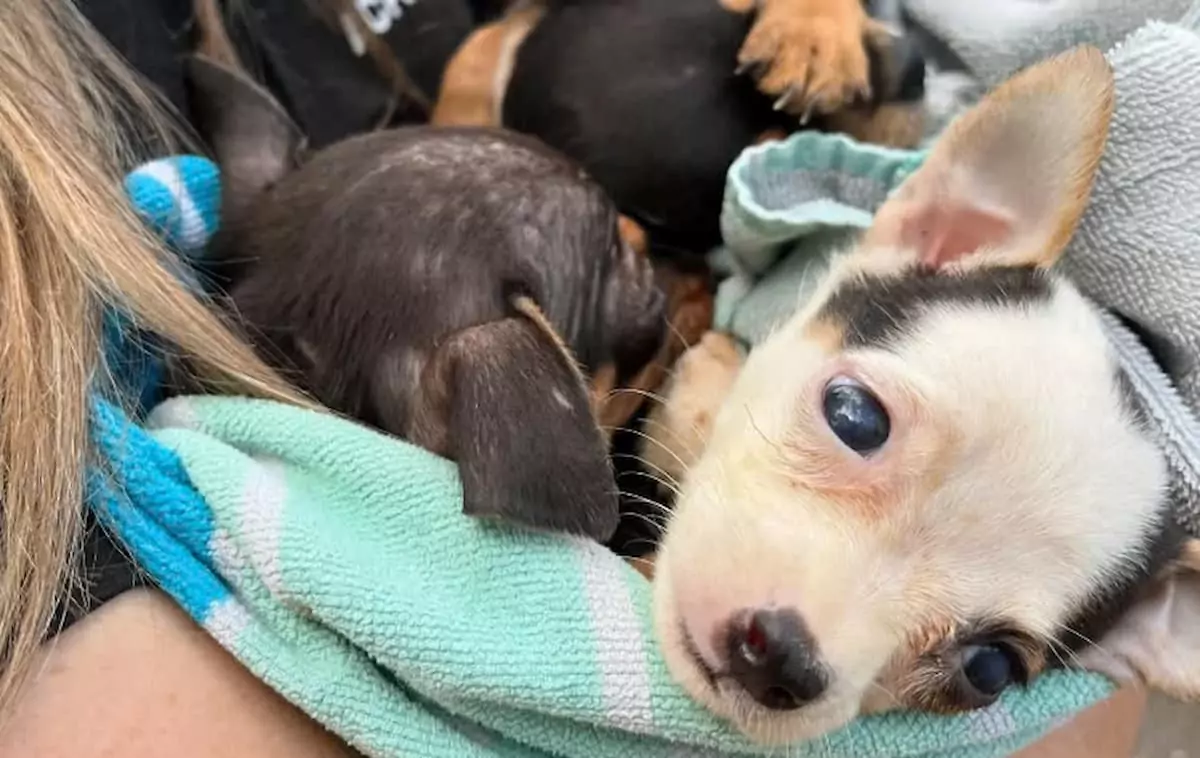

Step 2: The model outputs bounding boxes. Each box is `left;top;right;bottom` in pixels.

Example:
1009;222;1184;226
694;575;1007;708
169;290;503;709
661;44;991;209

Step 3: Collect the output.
1079;540;1200;701
185;54;307;215
864;45;1114;270
410;297;620;542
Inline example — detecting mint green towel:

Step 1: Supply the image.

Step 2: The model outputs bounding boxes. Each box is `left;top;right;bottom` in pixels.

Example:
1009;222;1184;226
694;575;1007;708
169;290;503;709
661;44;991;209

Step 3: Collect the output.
124;395;1110;758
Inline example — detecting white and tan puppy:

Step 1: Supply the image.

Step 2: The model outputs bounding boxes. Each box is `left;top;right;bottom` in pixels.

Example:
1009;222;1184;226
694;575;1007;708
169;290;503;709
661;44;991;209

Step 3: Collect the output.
645;46;1200;745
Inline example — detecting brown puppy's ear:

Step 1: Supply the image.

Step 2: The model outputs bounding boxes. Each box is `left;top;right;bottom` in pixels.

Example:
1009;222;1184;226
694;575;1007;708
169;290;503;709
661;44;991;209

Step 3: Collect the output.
184;54;307;214
412;298;619;543
864;45;1114;269
1079;540;1200;701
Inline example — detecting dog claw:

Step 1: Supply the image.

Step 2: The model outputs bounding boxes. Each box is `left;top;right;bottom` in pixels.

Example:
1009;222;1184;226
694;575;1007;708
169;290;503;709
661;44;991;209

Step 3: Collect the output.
773;90;796;112
735;59;758;76
799;103;815;125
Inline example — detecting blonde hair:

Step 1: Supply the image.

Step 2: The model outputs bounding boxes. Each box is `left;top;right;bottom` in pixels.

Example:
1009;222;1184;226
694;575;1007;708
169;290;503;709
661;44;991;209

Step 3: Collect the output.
0;0;309;719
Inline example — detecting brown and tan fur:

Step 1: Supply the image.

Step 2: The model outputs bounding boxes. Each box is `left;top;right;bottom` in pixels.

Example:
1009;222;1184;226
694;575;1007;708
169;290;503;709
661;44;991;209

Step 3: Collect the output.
432;0;920;147
639;47;1200;744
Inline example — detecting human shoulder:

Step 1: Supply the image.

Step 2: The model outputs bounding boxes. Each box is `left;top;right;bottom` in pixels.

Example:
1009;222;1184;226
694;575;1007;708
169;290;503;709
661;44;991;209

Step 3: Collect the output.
3;589;357;758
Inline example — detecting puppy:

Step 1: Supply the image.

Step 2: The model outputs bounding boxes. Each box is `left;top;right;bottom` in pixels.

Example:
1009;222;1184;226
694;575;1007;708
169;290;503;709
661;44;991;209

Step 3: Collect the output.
639;47;1200;744
432;0;928;256
184;52;672;543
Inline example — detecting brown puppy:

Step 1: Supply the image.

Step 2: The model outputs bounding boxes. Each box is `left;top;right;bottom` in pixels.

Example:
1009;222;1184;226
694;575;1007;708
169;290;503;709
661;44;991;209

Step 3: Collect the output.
637;47;1200;744
185;53;670;543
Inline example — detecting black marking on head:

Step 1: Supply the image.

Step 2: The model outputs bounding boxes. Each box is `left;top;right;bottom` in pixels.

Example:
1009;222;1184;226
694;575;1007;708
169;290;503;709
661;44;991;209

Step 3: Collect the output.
819;265;1054;349
1053;507;1186;659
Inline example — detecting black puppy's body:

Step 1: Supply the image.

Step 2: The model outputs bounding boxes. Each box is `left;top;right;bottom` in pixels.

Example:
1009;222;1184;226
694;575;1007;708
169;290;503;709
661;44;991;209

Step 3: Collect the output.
191;56;666;542
498;0;927;256
504;0;790;254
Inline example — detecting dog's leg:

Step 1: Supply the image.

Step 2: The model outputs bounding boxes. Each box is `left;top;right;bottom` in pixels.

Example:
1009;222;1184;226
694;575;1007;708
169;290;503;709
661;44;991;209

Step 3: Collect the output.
730;0;886;120
640;332;744;490
431;6;543;127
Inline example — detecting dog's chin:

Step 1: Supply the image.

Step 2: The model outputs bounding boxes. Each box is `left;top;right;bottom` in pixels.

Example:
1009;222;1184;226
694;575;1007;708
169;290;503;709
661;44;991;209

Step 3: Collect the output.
652;582;862;746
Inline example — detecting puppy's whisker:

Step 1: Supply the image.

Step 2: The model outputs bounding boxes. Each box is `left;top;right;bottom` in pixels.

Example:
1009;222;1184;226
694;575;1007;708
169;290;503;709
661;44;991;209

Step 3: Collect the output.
621;537;662;553
615;490;675;520
603;385;670;408
613;487;667;514
1045;639;1073;670
626;554;656;569
868;680;899;703
611;452;681;488
636;413;705;460
661;315;696;356
743;405;790;465
606;426;693;475
610;454;681;494
1048;623;1119;670
620;508;667;532
603;420;697;463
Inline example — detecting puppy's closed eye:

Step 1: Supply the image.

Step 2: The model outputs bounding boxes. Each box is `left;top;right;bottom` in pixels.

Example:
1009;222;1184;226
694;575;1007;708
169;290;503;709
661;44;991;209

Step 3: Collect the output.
892;624;1041;715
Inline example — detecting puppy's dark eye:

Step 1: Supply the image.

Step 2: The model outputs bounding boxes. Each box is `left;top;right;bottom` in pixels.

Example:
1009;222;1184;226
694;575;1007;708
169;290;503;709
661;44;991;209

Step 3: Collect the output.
821;378;890;454
961;644;1023;703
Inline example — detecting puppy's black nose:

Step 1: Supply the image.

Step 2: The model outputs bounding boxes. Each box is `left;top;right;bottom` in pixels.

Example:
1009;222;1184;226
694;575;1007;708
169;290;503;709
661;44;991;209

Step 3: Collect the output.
727;609;828;711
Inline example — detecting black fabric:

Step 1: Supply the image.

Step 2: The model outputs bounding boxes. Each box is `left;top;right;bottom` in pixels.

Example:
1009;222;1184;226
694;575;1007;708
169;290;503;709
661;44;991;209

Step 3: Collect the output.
221;1;473;148
79;0;197;118
78;0;478;148
51;511;148;635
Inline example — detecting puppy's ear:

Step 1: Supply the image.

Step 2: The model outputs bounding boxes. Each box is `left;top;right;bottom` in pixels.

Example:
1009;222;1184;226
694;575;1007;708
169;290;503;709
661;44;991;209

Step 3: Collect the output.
185;54;307;214
865;45;1114;269
414;298;620;542
1079;540;1200;700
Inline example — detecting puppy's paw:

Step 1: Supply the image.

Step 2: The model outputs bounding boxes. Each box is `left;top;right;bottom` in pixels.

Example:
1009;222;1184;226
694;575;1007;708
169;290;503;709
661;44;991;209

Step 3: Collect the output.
640;332;743;491
738;0;874;120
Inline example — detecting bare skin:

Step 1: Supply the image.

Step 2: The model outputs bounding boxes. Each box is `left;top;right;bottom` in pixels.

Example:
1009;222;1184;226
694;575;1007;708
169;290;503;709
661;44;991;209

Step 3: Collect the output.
0;588;358;758
0;587;1141;757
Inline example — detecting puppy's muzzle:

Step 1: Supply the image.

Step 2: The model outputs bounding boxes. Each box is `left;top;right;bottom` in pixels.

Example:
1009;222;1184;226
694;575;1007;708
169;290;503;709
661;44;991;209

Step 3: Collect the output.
728;609;829;710
692;608;830;711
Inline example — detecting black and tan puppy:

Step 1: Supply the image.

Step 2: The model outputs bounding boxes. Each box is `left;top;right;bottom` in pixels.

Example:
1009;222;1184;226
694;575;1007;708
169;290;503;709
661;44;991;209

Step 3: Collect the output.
185;53;672;543
432;0;928;255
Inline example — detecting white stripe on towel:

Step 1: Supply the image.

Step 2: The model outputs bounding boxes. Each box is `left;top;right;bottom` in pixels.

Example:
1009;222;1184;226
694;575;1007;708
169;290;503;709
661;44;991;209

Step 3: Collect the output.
238;458;290;597
133;159;208;249
206;596;253;649
146;396;200;431
572;537;655;732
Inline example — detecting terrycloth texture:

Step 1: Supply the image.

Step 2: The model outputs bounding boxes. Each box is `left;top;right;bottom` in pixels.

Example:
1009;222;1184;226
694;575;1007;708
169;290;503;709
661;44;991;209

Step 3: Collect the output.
99;394;1112;758
904;0;1194;87
92;160;1111;757
1063;18;1200;534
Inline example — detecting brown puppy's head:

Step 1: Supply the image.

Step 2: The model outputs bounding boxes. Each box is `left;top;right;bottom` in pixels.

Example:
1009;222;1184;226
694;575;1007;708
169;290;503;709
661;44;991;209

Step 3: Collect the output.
654;46;1200;743
186;54;667;543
